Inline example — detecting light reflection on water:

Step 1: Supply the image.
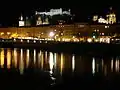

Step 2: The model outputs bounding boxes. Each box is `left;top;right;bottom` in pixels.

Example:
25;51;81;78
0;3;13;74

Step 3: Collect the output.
60;53;64;75
26;49;29;68
49;52;54;74
14;48;17;68
0;48;120;80
92;57;95;75
19;49;24;75
7;48;11;69
72;54;75;72
34;49;36;64
0;48;4;68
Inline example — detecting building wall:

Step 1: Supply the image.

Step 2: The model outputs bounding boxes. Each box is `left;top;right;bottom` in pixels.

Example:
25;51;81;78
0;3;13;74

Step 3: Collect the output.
0;24;119;38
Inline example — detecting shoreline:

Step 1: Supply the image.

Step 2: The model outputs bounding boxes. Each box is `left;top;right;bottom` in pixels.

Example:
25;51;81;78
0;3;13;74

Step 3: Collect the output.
0;42;120;55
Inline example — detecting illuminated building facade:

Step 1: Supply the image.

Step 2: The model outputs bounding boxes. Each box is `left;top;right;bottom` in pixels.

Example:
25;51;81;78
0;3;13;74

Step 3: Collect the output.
93;15;98;21
98;17;107;24
1;23;120;43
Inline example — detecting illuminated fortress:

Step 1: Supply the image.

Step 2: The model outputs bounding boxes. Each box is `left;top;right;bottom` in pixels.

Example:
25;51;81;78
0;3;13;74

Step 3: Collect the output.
19;8;72;27
35;8;71;16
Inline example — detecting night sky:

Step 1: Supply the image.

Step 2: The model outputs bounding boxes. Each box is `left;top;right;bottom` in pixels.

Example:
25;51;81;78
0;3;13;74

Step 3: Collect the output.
0;2;119;26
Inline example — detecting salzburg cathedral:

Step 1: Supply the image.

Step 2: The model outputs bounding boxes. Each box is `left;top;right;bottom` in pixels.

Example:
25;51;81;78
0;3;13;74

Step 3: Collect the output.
92;7;116;24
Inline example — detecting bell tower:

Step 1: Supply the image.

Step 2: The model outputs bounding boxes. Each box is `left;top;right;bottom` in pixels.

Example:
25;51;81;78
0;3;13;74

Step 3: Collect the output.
106;7;116;24
19;14;25;26
36;16;42;25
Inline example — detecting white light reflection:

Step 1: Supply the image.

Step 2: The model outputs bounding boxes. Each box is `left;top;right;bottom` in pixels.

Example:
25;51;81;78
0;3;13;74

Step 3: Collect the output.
115;58;119;72
45;51;47;63
111;58;113;72
14;48;17;68
40;52;44;69
60;53;63;75
118;59;119;72
72;54;75;72
38;50;41;68
19;49;24;75
26;49;29;68
92;57;95;75
0;48;4;68
115;59;117;72
50;52;57;86
102;59;104;71
7;49;11;69
49;52;54;74
54;53;57;69
34;49;36;64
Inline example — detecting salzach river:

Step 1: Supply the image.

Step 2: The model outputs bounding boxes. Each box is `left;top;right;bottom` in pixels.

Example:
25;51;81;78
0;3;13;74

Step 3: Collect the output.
0;48;120;89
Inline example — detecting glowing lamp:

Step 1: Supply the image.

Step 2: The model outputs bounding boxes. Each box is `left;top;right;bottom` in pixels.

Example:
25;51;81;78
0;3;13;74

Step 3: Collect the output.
49;32;54;37
87;38;92;43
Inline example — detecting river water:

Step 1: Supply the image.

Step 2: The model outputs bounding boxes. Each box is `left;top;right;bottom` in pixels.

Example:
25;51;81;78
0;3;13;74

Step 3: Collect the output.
0;48;119;89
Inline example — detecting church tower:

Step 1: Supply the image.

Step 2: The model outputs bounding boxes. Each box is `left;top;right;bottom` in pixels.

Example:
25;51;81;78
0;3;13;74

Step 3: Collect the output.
19;14;25;26
43;17;49;25
25;16;31;26
106;7;116;24
45;17;49;24
36;16;42;25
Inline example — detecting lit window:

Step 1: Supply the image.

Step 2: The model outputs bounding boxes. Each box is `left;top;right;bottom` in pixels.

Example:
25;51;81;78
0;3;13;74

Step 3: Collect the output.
97;30;99;32
102;33;104;35
105;26;109;28
105;26;107;28
61;33;63;35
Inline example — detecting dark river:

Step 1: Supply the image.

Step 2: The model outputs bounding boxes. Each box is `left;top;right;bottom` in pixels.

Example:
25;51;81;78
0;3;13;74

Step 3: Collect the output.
0;48;119;89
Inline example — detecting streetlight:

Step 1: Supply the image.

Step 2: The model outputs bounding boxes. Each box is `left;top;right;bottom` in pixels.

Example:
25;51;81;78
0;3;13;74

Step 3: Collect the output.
7;32;11;39
49;32;55;41
0;32;4;38
1;32;4;35
49;32;55;37
7;32;11;35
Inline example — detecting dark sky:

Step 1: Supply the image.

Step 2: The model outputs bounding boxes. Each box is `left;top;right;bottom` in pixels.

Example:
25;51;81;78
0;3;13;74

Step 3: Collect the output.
0;2;119;26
